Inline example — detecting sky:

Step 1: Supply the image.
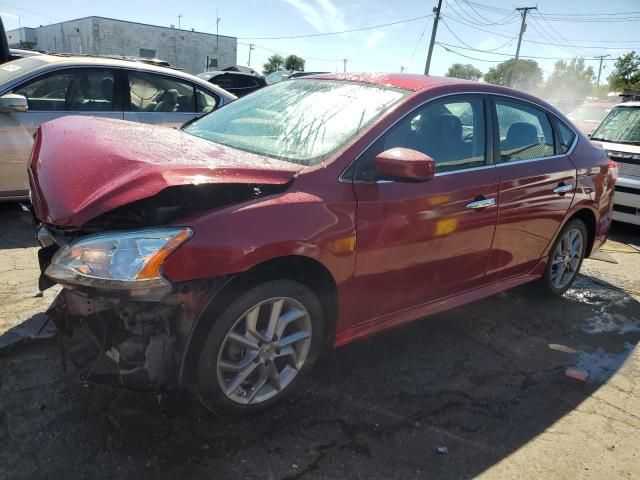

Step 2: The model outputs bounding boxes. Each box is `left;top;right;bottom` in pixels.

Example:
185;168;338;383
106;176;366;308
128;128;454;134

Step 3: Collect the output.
1;0;639;79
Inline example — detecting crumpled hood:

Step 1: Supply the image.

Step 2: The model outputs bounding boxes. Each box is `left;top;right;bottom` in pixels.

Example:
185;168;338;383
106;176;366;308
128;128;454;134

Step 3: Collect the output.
29;116;302;227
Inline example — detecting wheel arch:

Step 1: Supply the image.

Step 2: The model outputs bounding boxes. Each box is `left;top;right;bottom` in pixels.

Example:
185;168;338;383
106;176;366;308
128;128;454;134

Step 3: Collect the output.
178;255;338;388
568;207;597;257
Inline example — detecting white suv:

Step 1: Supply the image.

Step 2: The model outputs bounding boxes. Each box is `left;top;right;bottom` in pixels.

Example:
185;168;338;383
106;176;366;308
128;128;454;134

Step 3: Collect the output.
590;101;640;226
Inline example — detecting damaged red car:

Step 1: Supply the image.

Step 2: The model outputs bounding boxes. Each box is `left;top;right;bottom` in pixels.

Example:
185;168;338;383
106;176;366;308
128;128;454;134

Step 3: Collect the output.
30;74;616;413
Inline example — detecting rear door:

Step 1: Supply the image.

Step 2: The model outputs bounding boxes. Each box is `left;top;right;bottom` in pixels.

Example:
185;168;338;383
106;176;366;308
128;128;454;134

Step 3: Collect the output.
485;97;576;281
350;94;500;325
0;67;121;197
123;71;219;128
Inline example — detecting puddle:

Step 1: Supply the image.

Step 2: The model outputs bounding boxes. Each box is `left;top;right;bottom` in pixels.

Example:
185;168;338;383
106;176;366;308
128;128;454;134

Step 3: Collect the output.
582;312;640;335
575;343;636;383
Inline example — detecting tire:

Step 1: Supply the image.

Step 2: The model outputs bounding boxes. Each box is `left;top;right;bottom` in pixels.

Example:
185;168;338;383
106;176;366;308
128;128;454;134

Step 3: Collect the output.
538;218;588;296
196;279;324;414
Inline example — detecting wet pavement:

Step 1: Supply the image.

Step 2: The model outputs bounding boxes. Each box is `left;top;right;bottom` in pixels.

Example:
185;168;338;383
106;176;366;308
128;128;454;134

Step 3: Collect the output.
0;202;639;479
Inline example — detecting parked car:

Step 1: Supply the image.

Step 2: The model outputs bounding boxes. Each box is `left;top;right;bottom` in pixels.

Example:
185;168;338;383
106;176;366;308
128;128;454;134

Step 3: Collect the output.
589;100;640;225
568;100;618;135
9;48;45;60
264;70;329;85
197;70;266;97
30;74;615;413
0;54;235;200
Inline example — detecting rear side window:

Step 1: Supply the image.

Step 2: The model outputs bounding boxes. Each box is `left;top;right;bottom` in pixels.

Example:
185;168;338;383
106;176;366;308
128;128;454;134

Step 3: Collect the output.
194;86;218;113
13;68;115;112
495;100;554;162
556;121;576;153
128;72;196;112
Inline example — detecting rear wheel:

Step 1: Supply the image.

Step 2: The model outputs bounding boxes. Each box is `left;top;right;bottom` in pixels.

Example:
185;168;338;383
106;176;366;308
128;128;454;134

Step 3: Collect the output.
539;218;587;296
196;280;323;414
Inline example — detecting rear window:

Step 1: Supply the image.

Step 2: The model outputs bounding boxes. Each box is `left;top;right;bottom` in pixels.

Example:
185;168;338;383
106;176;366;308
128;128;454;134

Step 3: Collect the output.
0;57;47;85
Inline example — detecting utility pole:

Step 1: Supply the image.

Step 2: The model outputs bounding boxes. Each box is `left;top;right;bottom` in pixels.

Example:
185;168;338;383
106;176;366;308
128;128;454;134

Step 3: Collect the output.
424;0;442;75
400;66;405;74
596;54;610;87
514;7;536;61
343;58;347;73
216;10;220;53
247;43;254;67
178;14;182;29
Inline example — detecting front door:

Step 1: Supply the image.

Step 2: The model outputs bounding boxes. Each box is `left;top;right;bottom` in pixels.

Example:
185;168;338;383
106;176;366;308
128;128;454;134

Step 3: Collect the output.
485;98;577;281
0;68;122;197
350;95;500;325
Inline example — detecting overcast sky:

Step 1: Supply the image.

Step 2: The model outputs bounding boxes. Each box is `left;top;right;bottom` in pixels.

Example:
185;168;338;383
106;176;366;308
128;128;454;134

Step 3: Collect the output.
2;0;639;78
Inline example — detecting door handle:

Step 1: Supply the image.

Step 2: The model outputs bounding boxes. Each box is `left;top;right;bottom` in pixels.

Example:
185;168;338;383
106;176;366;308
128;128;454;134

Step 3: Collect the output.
466;198;496;210
553;183;574;194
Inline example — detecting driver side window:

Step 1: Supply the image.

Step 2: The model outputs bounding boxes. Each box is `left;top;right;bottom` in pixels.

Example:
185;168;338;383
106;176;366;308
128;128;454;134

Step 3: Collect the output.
355;96;487;181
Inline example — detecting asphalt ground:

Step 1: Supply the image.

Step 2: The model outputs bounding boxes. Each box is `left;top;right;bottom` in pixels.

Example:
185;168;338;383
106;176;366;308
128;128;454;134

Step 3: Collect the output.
0;202;638;479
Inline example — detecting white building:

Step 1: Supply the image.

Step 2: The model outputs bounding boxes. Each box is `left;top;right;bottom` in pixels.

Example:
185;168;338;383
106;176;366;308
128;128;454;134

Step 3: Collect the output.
6;16;237;74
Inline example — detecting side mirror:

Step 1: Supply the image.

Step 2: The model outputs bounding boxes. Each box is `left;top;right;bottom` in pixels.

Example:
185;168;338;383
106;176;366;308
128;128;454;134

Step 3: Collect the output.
375;147;435;182
0;93;28;113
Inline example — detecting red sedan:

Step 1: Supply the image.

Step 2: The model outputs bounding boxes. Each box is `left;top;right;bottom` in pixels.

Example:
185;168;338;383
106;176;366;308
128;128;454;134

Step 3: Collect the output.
30;73;615;413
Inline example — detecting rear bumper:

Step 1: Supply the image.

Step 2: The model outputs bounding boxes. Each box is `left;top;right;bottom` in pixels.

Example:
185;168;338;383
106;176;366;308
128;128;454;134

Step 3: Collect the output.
613;176;640;226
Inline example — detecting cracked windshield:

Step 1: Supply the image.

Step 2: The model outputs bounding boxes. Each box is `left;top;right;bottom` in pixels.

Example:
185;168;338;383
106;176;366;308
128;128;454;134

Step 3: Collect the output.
1;0;639;479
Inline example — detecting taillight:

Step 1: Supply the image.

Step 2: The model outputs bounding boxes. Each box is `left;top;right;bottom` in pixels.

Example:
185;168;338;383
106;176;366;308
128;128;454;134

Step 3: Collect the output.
607;160;618;184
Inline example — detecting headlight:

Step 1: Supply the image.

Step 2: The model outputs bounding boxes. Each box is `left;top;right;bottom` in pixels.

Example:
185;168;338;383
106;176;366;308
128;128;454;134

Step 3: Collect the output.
45;228;191;296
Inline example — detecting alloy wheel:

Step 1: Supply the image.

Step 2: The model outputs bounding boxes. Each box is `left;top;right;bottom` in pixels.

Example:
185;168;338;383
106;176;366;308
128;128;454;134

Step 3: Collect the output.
550;227;584;290
216;297;313;405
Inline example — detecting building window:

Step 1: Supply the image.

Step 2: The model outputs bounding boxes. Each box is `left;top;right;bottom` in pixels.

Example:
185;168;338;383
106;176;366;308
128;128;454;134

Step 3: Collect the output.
139;48;156;58
208;58;218;68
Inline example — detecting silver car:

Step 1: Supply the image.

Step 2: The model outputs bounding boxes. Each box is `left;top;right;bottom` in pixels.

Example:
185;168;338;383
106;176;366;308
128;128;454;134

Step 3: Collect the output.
0;55;235;200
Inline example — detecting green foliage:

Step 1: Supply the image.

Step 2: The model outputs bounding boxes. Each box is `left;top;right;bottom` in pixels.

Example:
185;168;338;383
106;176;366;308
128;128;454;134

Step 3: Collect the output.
263;54;285;75
445;63;483;81
483;59;543;92
608;51;640;91
284;54;305;72
544;58;595;100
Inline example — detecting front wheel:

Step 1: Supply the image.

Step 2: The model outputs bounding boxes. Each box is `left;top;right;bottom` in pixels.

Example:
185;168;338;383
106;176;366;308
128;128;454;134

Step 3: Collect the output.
539;218;587;296
196;279;324;414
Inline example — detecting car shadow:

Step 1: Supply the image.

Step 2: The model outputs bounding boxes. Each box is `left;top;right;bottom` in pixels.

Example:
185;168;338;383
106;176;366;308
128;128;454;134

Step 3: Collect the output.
0;202;37;250
1;273;638;479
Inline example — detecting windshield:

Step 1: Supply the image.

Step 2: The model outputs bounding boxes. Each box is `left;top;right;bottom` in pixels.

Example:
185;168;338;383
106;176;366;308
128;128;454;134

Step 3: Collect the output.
0;57;47;85
568;105;612;122
591;105;640;145
184;79;407;165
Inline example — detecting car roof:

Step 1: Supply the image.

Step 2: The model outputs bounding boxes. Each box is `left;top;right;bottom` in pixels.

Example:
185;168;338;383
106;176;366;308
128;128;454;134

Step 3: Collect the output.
4;53;236;100
616;101;640;107
300;73;477;91
199;70;258;78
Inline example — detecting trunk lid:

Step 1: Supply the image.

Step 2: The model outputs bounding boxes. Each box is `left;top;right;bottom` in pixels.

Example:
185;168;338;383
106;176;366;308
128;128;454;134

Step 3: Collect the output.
29;116;301;227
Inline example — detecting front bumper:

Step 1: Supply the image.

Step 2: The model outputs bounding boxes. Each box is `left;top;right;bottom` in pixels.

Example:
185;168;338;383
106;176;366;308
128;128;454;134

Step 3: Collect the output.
48;280;221;392
613;175;640;226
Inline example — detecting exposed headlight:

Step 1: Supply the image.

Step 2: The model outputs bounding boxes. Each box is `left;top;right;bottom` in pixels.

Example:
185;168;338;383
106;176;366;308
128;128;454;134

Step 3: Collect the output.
45;228;191;296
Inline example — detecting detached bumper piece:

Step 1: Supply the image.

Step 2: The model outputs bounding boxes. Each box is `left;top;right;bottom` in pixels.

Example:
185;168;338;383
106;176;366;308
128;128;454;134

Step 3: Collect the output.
50;289;181;391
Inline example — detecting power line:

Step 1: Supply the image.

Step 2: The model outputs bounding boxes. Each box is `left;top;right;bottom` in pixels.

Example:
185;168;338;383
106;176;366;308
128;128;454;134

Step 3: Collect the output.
533;11;593;57
436;41;619;61
407;17;431;66
237;14;432;40
437;43;504;63
442;14;639;49
441;17;515;53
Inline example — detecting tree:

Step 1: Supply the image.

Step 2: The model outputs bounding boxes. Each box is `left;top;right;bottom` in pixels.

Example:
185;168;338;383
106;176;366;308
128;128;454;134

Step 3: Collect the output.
284;54;305;72
263;54;285;75
608;51;640;91
484;59;543;92
544;57;595;101
446;63;482;81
